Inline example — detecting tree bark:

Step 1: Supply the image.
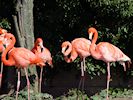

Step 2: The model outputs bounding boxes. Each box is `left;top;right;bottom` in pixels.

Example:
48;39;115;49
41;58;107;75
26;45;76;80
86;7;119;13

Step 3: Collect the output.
11;0;39;93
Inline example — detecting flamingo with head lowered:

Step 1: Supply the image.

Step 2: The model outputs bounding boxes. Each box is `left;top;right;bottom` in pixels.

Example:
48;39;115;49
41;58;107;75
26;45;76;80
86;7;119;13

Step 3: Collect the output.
61;38;91;90
88;27;131;99
1;33;44;100
32;38;53;92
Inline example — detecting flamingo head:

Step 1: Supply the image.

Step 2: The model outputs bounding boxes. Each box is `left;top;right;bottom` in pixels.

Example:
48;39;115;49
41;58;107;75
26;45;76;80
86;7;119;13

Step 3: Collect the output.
88;27;97;40
35;38;44;52
0;28;7;35
2;34;12;48
61;41;70;55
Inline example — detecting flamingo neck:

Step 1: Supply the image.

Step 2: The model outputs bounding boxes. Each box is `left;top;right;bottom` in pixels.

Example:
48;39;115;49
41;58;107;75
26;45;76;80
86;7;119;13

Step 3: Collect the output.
92;29;98;45
90;28;101;60
64;48;78;63
1;34;16;66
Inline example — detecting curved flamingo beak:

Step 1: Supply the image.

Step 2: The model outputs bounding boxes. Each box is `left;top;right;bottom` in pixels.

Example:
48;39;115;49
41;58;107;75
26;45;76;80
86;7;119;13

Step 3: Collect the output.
39;42;44;52
48;60;53;68
128;60;132;68
50;64;53;68
89;32;93;40
61;47;66;54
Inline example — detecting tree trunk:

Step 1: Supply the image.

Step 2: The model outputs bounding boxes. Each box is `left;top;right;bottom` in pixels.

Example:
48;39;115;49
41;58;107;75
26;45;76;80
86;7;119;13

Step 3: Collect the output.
11;0;38;93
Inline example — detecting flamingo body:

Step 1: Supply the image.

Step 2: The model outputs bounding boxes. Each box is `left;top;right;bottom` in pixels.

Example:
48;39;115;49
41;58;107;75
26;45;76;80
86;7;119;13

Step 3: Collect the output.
92;42;130;63
71;38;91;58
7;47;42;68
1;33;43;100
62;38;91;91
32;38;53;92
32;38;53;67
62;38;91;63
88;27;131;99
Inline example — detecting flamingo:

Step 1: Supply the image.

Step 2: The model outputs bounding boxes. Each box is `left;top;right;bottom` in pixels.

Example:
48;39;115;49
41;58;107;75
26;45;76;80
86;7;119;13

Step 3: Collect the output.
88;27;131;99
0;41;5;88
31;38;53;92
1;33;44;100
61;38;91;90
0;28;8;88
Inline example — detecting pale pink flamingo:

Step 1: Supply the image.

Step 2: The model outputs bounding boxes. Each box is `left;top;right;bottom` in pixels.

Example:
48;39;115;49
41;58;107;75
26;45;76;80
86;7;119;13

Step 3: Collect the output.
32;38;53;92
88;27;131;99
1;33;44;100
61;38;91;90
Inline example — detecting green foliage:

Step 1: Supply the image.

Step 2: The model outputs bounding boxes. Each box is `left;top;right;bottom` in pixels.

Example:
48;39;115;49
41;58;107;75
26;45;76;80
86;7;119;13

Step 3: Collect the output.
91;88;133;100
56;89;89;100
0;18;11;29
87;0;133;17
56;0;82;28
1;86;53;100
73;57;106;79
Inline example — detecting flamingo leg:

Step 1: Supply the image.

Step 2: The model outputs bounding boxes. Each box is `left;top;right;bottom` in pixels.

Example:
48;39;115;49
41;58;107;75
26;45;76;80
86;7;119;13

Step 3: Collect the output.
78;61;83;89
81;60;84;77
82;57;86;91
0;62;3;88
78;60;85;91
24;68;30;100
122;62;126;71
16;69;21;100
83;57;86;72
106;63;111;100
39;67;43;92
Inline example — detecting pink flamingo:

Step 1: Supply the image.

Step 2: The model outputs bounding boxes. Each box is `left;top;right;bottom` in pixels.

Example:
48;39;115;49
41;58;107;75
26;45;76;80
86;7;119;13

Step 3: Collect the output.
32;38;53;92
88;27;131;99
61;38;91;90
0;28;8;88
1;33;44;100
0;41;5;88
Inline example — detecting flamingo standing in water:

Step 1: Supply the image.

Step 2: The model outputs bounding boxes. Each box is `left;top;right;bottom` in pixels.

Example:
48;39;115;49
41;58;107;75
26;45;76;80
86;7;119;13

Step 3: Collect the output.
88;27;131;99
61;38;91;90
1;33;44;100
32;38;53;92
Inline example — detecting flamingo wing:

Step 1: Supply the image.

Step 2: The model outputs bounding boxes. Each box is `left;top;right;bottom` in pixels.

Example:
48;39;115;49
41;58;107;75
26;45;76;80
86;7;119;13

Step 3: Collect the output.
9;47;38;67
96;42;128;62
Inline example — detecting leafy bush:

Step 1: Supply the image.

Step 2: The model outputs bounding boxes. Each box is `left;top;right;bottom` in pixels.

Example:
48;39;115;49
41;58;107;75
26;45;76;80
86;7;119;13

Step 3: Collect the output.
73;57;106;79
0;18;11;29
91;88;133;100
1;85;53;100
56;89;89;100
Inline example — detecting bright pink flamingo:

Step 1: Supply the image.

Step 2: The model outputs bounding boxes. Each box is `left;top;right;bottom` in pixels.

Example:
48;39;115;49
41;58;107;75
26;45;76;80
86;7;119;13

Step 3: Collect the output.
0;28;8;88
0;41;5;88
32;38;53;92
88;27;131;99
61;38;91;90
1;33;43;100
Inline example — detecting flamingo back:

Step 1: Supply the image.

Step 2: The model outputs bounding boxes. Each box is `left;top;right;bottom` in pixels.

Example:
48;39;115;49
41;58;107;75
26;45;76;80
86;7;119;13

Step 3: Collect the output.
96;42;131;62
8;47;42;68
72;38;91;57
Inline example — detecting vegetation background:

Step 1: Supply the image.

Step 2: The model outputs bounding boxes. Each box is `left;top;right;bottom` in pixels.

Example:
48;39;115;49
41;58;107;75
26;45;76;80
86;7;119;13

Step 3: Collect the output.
0;0;133;99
